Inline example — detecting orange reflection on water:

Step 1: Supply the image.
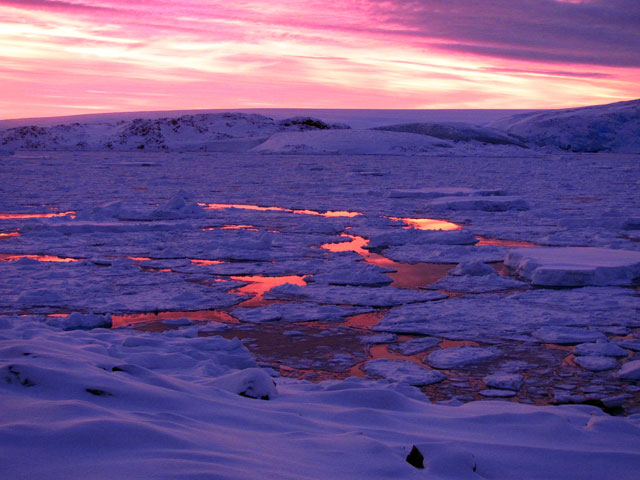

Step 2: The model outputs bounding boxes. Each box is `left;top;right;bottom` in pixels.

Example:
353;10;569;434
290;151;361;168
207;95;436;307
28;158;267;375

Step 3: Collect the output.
112;309;238;328
221;224;259;231
0;211;75;219
321;233;453;289
191;259;224;266
475;236;538;247
389;217;461;231
231;275;306;307
202;203;361;218
321;234;369;256
0;232;20;238
0;253;79;262
128;256;153;261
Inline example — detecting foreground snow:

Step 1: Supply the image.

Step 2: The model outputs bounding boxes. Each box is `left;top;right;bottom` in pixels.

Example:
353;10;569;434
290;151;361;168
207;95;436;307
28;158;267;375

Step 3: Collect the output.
2;316;639;480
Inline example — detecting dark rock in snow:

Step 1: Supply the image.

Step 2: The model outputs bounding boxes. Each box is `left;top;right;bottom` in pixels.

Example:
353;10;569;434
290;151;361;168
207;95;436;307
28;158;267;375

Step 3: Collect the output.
406;445;424;469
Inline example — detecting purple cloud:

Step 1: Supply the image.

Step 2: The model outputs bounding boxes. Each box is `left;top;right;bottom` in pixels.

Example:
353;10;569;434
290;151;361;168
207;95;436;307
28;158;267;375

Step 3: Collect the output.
367;0;640;67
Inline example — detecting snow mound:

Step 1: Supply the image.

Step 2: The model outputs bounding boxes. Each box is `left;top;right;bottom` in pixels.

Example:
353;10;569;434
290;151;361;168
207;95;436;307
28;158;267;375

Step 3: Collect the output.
210;368;277;400
505;247;640;286
363;359;445;385
488;98;640;153
252;129;453;155
46;312;112;331
374;122;527;147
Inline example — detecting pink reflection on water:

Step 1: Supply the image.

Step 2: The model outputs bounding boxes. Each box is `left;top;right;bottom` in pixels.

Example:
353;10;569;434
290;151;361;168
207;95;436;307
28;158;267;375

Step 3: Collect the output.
112;309;238;328
201;203;361;218
0;253;79;262
231;275;307;307
388;216;461;231
0;232;20;238
0;211;76;219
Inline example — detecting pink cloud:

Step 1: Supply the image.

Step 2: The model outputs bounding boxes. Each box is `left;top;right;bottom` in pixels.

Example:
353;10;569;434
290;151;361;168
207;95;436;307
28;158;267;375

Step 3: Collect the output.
0;0;639;118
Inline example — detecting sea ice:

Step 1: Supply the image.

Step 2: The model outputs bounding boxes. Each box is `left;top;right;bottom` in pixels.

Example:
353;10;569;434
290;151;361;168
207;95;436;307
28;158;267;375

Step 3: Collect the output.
363;359;446;385
383;244;506;264
426;346;502;369
389;337;441;355
428;270;526;293
505;247;640;286
532;327;607;344
483;373;524;391
574;356;619;371
232;303;370;323
616;360;640;381
574;342;628;358
427;195;529;211
265;283;446;307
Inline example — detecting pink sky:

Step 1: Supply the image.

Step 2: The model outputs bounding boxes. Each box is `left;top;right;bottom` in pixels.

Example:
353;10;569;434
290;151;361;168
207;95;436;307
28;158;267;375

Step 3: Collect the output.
1;0;639;119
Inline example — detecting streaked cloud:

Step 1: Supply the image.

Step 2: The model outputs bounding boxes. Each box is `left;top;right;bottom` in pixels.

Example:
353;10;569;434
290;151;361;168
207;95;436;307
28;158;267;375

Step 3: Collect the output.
0;0;638;118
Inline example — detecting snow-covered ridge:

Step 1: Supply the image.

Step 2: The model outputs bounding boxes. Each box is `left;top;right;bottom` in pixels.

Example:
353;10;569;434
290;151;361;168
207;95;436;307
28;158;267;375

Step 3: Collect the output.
373;122;528;147
0;113;350;152
489;98;640;153
2;99;638;153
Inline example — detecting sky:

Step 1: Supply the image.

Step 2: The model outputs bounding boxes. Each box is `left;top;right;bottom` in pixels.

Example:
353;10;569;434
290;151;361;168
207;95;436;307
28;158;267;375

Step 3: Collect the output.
1;0;639;119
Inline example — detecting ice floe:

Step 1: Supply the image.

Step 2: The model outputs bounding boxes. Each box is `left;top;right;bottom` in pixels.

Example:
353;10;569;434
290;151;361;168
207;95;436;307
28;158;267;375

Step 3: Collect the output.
363;359;446;385
505;247;640;286
426;346;502;369
265;283;446;307
574;356;619;371
574;341;628;358
483;373;524;391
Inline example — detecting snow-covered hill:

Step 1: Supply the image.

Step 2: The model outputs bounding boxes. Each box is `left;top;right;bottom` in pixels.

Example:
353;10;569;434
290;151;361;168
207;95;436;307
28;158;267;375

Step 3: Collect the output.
2;99;639;153
252;128;537;156
489;99;640;153
0;113;349;152
373;122;528;148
